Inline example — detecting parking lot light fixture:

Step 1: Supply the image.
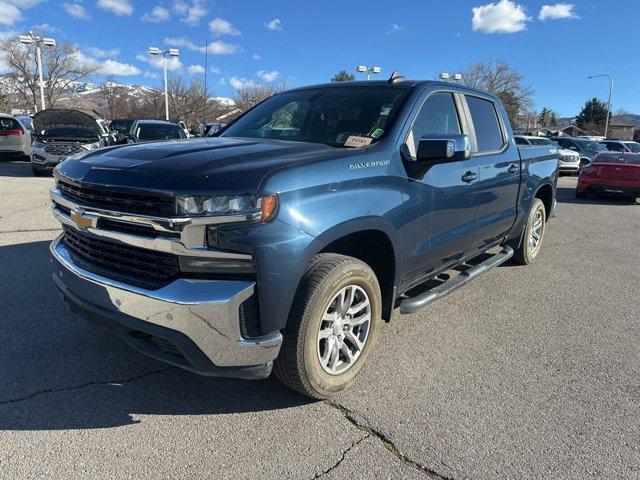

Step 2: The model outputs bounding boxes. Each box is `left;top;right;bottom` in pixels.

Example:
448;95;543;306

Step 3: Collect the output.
149;47;180;121
587;74;614;139
18;31;56;111
440;72;463;83
356;65;381;80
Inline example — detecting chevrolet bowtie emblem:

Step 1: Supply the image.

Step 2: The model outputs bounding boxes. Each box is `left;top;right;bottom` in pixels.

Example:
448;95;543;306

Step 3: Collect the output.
70;208;97;230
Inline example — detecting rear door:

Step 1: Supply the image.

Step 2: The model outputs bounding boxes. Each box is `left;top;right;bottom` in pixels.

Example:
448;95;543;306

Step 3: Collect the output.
400;89;478;283
463;94;521;248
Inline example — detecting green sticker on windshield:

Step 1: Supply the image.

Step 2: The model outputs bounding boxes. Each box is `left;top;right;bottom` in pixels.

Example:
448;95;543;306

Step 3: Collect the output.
371;128;384;138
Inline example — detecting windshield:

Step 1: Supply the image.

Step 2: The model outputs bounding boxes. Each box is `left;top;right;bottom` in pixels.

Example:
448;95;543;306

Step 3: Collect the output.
221;86;412;147
595;153;640;165
111;120;134;133
623;142;640;153
39;127;96;139
575;139;606;151
136;124;185;141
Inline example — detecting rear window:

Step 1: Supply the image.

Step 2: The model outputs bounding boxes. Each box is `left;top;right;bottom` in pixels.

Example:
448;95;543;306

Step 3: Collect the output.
594;153;640;165
529;138;552;146
0;118;22;131
136;124;185;141
466;96;504;152
623;142;640;153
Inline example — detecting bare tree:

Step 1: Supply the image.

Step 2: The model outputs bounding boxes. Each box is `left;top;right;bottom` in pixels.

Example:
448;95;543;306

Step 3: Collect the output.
0;34;98;112
99;76;131;119
460;58;533;127
232;81;287;113
166;75;214;129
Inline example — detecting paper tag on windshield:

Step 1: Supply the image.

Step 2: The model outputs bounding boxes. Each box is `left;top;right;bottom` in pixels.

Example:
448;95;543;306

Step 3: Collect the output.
344;135;373;148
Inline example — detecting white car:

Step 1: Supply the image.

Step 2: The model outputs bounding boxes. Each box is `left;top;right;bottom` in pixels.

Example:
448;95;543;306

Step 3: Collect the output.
30;109;112;176
515;135;580;174
0;114;32;159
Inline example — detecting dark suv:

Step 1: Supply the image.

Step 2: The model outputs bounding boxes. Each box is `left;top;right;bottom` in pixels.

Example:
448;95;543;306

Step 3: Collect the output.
128;120;187;143
551;137;607;167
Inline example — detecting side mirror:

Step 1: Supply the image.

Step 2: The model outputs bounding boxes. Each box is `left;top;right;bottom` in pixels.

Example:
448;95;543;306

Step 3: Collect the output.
414;134;471;163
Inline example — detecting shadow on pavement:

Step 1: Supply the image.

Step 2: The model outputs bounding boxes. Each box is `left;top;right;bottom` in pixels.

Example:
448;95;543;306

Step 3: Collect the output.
0;159;40;178
0;240;311;431
555;186;638;206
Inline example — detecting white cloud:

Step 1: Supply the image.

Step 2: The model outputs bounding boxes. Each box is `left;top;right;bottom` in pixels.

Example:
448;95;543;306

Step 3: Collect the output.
162;37;242;55
187;64;205;75
141;6;170;23
386;24;405;35
137;52;183;71
33;23;62;34
209;17;240;37
209;40;242;55
218;77;227;86
85;46;120;58
63;3;90;19
251;53;261;60
100;59;141;76
472;0;531;34
181;1;206;26
539;3;579;20
210;66;220;74
229;76;257;90
0;3;22;26
143;70;159;79
264;18;282;31
97;0;133;17
256;70;280;82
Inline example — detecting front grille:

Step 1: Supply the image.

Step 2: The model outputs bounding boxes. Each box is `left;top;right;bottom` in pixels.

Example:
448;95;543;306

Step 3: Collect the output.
44;143;85;156
62;225;180;282
58;179;175;216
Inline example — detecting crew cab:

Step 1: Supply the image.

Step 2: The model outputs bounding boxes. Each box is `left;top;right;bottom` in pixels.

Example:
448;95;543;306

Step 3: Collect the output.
49;75;558;398
31;109;113;176
515;135;580;174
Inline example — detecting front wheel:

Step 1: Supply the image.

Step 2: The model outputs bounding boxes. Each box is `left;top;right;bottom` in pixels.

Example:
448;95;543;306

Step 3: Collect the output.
512;198;546;265
31;164;48;176
274;254;381;399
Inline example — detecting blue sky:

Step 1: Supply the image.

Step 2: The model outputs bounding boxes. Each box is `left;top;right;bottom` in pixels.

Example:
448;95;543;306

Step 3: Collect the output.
0;0;638;116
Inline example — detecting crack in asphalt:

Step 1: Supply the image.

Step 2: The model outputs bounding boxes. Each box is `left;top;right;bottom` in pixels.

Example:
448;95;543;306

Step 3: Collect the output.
324;400;452;479
0;366;174;407
311;433;371;479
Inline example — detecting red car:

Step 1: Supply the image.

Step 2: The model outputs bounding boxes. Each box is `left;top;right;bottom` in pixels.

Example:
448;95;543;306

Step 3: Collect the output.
576;152;640;200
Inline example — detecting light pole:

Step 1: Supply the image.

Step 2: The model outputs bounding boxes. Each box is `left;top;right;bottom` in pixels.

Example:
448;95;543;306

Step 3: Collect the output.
18;32;56;112
356;65;381;80
149;47;180;121
587;74;613;139
440;72;462;83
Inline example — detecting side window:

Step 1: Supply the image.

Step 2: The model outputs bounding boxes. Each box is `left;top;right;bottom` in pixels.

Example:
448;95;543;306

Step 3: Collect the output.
515;137;529;146
608;143;625;152
407;92;461;156
466;95;504;153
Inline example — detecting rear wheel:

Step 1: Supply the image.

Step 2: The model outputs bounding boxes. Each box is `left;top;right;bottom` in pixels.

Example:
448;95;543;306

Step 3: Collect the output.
274;254;381;399
512;198;546;265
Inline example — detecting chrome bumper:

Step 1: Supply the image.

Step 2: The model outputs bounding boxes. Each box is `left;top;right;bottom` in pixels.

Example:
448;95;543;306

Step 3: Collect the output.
50;235;282;375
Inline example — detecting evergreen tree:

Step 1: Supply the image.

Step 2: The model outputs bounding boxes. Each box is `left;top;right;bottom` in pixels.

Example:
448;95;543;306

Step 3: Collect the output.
331;70;356;82
575;98;611;128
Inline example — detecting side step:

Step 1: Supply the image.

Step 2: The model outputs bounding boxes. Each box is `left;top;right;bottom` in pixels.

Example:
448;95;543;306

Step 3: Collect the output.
399;246;514;315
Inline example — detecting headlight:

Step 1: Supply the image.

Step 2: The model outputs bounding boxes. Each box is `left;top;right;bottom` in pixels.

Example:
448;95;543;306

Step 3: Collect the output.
32;140;46;149
176;194;278;221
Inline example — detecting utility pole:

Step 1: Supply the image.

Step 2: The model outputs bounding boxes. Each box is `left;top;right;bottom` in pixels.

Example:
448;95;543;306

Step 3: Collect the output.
587;74;614;138
18;32;56;112
149;47;180;121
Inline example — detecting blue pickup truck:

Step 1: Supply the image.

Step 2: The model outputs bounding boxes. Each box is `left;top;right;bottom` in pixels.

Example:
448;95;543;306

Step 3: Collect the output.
50;74;557;398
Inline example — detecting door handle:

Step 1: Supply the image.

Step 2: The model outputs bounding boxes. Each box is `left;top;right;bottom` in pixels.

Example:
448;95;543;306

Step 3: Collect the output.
461;171;478;183
508;163;519;175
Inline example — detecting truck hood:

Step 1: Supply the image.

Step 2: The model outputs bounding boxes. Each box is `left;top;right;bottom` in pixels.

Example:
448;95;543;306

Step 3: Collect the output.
56;137;343;195
33;109;103;135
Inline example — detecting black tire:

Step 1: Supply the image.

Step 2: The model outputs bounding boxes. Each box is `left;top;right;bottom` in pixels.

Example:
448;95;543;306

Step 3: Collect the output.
31;164;48;176
274;253;382;399
512;198;546;265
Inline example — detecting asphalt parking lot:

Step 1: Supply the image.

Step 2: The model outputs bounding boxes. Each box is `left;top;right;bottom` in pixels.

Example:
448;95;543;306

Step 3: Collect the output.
1;159;639;479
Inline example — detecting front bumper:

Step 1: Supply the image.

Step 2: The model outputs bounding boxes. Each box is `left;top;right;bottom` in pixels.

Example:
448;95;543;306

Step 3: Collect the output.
32;147;65;166
51;236;282;379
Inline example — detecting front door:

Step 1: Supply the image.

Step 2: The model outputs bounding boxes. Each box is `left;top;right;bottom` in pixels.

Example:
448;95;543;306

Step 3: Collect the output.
401;91;478;286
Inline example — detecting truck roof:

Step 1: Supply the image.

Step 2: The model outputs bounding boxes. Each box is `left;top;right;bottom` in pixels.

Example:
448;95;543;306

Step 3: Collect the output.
287;80;497;98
